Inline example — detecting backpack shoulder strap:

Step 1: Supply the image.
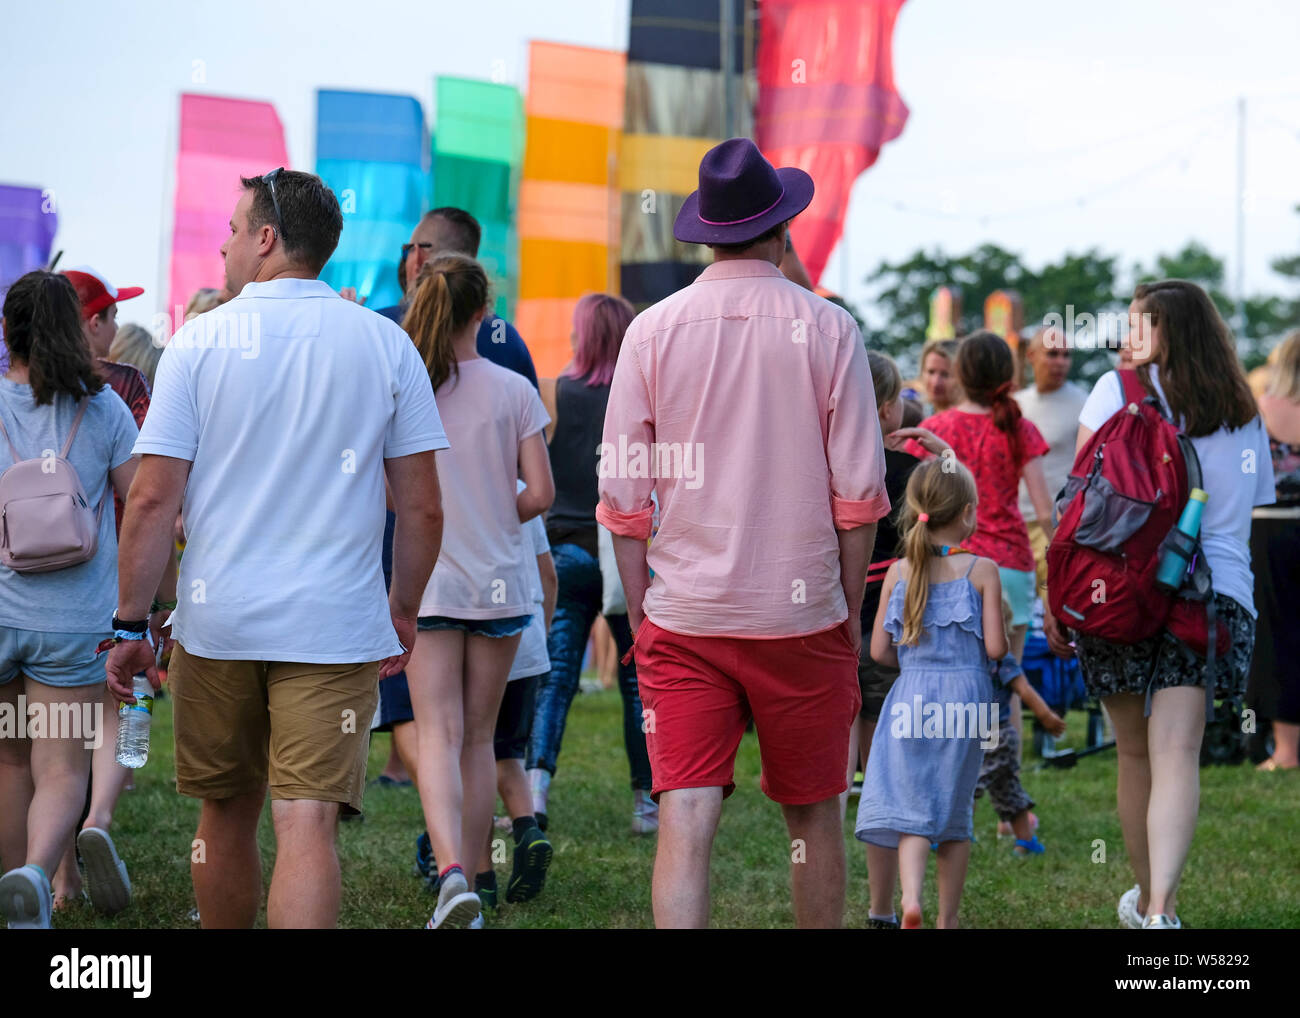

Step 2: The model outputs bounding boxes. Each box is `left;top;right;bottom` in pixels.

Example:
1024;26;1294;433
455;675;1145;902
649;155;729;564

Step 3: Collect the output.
1117;368;1146;406
60;398;91;458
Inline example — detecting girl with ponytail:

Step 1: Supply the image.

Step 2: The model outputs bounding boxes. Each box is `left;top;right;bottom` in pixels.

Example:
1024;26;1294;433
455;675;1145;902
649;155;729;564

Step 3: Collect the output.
400;254;557;929
0;271;145;928
855;457;1007;929
906;330;1054;670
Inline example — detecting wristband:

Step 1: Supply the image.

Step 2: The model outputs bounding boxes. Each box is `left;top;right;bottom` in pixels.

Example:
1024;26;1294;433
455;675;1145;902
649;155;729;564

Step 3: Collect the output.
112;613;148;633
114;629;149;643
151;599;178;613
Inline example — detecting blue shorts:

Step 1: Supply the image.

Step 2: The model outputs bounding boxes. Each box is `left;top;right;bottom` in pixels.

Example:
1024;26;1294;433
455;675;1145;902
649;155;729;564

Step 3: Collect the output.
998;568;1036;629
0;627;111;688
416;615;531;638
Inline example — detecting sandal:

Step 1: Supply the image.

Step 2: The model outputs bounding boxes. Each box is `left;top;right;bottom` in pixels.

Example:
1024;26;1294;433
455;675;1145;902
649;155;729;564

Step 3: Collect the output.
1256;758;1299;772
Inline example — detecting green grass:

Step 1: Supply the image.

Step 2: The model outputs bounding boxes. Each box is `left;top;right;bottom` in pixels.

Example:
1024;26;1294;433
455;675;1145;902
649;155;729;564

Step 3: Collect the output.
50;688;1300;929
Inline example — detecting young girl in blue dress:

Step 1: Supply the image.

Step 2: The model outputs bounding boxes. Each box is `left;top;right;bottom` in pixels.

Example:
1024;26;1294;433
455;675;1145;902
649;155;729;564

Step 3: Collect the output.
856;457;1007;929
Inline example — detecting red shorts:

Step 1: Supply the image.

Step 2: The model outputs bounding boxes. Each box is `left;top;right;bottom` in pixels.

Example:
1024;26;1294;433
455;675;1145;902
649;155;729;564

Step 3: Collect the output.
633;619;861;805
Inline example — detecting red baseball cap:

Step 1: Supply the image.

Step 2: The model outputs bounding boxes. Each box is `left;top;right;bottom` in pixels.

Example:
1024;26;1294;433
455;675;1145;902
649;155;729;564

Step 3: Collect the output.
61;266;144;319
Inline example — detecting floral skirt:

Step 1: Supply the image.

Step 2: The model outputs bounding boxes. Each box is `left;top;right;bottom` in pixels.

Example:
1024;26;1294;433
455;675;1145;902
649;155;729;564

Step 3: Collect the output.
1075;594;1255;701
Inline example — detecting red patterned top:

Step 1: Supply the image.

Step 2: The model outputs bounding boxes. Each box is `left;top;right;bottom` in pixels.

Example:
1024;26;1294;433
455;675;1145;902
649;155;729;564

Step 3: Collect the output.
907;409;1049;572
97;359;151;534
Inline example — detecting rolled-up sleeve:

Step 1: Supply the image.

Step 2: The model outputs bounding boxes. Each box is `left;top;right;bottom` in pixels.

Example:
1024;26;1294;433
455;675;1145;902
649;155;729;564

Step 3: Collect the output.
596;329;656;540
827;331;891;529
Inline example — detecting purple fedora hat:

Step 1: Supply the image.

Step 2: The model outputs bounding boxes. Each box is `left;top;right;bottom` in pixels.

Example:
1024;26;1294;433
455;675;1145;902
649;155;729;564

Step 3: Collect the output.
674;137;814;246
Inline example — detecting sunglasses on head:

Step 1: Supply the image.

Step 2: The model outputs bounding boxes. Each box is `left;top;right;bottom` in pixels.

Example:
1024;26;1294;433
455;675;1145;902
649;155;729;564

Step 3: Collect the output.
262;167;286;243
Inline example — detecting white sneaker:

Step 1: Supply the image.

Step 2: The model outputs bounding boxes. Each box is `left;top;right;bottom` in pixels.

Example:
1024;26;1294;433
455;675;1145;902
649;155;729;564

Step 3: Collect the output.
632;789;659;835
468;912;484;929
425;870;481;930
77;827;132;916
1118;885;1145;929
0;865;53;929
1142;913;1182;929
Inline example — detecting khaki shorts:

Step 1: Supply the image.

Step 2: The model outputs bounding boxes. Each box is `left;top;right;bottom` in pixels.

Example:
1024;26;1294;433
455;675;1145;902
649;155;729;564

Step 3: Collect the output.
169;644;380;814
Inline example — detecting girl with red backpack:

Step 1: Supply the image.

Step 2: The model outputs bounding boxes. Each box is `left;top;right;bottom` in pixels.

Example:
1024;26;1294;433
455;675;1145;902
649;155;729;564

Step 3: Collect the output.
1045;279;1274;929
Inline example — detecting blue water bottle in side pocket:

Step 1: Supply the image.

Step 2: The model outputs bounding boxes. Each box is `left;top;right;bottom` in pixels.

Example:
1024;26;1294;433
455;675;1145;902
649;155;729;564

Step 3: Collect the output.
1155;488;1208;594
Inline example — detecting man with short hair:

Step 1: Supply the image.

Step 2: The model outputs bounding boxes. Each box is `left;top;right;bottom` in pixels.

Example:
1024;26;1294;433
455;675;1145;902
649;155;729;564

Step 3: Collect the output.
376;207;538;387
599;138;889;929
1016;325;1085;598
105;169;448;929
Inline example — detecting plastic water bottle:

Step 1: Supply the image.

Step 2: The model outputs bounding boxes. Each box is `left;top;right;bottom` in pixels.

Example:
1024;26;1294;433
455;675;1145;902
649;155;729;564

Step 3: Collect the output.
115;675;155;768
1155;488;1209;593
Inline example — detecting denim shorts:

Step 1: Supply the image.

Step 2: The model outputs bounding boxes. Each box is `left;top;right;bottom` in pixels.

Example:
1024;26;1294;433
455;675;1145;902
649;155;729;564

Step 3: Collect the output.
416;615;531;638
0;627;111;688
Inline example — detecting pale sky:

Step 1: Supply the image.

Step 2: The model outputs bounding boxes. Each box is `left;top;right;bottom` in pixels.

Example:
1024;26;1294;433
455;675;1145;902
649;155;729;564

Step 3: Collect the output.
3;0;1299;332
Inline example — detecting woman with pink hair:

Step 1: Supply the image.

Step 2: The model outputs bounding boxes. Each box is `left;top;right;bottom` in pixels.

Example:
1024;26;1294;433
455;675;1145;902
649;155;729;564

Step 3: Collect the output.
527;294;656;834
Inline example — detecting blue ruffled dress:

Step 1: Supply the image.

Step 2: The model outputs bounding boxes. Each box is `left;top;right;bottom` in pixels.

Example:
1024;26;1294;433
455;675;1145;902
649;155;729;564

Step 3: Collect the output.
855;564;996;848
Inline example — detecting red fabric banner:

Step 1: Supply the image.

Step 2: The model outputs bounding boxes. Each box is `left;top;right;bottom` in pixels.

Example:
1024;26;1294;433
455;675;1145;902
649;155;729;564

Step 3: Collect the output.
756;0;909;286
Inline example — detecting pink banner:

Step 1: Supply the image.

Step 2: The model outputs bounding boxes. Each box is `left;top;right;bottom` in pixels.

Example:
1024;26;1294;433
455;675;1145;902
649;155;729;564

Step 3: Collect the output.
756;0;910;287
168;94;289;319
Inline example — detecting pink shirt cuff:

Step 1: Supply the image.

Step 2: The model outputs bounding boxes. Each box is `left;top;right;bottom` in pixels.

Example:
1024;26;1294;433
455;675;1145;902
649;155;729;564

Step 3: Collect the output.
832;491;892;530
596;502;655;541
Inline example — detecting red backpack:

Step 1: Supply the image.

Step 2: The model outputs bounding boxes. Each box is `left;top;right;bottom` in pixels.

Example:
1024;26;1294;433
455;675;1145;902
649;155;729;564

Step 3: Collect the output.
1048;369;1229;721
1047;370;1188;644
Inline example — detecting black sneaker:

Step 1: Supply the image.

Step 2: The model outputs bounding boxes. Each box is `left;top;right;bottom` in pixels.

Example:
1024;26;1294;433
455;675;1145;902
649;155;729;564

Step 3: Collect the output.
867;917;900;929
414;831;435;880
474;872;498;910
506;827;553;903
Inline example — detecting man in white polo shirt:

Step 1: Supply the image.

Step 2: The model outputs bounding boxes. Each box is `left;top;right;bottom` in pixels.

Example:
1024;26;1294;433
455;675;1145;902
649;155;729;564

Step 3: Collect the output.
105;169;447;929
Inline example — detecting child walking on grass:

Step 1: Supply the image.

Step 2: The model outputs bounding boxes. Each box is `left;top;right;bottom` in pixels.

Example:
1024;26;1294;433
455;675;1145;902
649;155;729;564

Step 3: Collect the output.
977;599;1067;856
855;458;1006;929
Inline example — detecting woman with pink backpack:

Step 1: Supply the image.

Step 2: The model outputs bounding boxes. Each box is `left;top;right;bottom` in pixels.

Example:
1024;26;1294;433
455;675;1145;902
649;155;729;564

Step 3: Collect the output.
1046;279;1274;929
0;271;169;929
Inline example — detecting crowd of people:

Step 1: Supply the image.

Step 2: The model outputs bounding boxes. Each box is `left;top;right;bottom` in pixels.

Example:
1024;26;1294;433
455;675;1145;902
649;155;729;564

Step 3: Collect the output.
0;137;1295;930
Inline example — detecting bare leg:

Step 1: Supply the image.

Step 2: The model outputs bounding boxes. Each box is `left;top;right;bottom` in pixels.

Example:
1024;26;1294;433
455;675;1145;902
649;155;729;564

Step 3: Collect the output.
841;721;861;818
1145;685;1206;919
407;629;466;872
267;798;341;928
391;721;419;790
459;634;519;870
0;676;33;872
497;758;533;821
866;843;899;917
896;834;930;928
1269;720;1299;768
1104;693;1152;917
653;787;723;928
23;679;100;878
934;839;971;929
193;787;265;929
782;796;846;929
592;615;617;691
380;737;411;783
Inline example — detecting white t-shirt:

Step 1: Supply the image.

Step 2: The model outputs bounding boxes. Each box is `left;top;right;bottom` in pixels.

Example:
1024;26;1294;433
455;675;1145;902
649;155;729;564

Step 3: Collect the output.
135;278;448;662
419;358;550;618
509;480;552;681
1078;368;1274;616
1017;381;1089;520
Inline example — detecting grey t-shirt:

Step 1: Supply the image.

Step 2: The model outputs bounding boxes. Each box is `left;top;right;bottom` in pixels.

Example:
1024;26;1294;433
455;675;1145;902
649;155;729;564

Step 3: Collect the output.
0;378;138;634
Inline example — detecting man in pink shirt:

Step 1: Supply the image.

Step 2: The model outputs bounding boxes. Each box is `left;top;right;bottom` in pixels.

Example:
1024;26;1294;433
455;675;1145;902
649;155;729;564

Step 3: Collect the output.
598;138;890;928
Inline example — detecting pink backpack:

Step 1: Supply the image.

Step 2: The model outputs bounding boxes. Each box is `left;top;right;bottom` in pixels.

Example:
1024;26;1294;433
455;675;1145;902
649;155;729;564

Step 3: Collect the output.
0;399;106;573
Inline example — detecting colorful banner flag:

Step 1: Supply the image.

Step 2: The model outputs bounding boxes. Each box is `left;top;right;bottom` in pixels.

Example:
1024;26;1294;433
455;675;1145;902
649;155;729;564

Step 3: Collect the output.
316;89;429;311
756;0;910;286
620;0;751;309
433;78;524;319
0;184;58;370
169;94;290;321
516;41;626;377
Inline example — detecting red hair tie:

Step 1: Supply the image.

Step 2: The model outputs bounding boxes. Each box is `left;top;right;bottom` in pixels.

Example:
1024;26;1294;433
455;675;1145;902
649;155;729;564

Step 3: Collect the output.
918;512;930;523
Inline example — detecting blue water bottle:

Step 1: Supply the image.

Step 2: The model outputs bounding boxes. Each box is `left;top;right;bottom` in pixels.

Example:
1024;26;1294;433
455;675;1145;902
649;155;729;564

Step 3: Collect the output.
1155;488;1208;593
